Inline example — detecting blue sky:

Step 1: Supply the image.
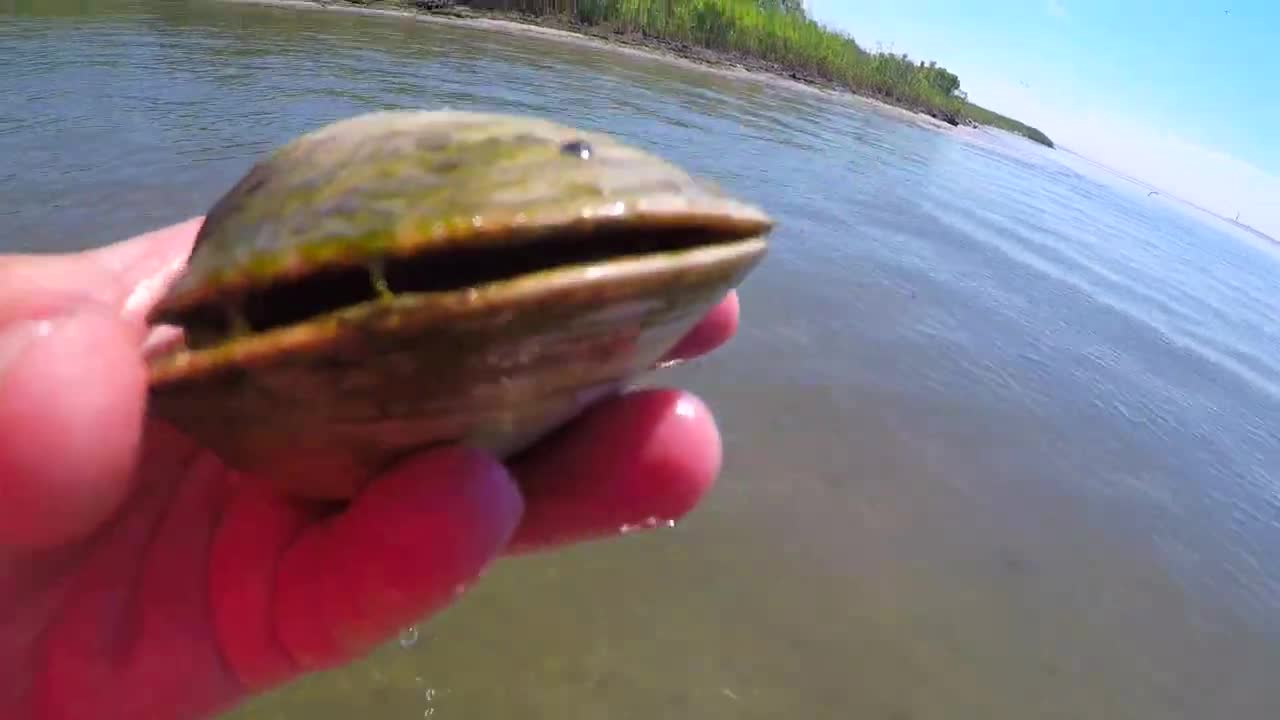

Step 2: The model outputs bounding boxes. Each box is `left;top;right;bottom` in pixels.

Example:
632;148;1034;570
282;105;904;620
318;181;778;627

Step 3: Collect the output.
805;0;1279;235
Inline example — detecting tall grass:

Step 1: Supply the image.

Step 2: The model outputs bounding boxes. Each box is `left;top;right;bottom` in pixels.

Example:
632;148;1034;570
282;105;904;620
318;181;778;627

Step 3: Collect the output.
364;0;1054;146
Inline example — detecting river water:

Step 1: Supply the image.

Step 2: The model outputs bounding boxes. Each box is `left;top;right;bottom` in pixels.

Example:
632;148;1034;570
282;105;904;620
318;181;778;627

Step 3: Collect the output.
3;1;1280;718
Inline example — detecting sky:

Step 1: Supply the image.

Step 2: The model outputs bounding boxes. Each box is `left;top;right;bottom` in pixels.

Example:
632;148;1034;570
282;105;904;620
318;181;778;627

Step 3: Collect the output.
804;0;1279;237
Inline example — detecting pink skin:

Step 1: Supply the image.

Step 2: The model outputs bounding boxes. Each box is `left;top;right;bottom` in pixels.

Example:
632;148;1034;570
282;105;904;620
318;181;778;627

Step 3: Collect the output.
0;217;741;720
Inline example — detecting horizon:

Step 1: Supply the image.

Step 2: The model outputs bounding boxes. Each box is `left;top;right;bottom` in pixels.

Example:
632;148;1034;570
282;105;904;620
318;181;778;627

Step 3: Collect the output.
804;0;1278;240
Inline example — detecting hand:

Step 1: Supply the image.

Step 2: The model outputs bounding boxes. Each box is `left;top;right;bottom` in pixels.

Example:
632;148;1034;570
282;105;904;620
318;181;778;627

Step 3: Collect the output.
0;217;741;720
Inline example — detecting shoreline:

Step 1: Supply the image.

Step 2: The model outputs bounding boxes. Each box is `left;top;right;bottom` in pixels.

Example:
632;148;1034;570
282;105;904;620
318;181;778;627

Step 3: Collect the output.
220;0;972;135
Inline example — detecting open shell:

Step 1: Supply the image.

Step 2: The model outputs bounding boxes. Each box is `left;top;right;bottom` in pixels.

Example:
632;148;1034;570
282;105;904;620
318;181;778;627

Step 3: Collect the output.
146;110;771;499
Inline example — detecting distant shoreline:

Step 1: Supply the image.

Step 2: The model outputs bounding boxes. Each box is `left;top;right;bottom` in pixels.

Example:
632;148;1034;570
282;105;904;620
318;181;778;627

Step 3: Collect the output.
221;0;1054;146
1056;146;1278;244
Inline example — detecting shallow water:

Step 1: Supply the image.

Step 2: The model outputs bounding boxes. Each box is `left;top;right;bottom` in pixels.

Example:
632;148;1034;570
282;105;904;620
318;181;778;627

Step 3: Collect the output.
3;1;1280;717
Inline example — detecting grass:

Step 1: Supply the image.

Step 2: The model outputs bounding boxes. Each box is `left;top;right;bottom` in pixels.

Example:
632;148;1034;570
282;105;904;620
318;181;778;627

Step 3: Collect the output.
338;0;1055;148
962;102;1054;147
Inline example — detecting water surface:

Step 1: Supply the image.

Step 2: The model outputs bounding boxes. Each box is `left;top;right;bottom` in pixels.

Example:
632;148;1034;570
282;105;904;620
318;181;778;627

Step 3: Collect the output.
3;1;1279;718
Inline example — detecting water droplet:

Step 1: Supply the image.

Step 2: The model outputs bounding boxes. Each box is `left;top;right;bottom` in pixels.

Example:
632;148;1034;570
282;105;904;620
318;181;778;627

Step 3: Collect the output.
422;687;439;717
617;517;676;534
398;626;419;648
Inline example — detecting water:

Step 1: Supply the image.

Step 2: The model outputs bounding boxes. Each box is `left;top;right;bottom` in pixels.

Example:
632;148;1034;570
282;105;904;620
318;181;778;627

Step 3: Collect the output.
3;1;1280;717
398;626;420;649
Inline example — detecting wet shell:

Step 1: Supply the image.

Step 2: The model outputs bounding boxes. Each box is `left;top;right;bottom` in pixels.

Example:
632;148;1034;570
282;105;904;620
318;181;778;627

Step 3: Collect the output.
146;109;772;499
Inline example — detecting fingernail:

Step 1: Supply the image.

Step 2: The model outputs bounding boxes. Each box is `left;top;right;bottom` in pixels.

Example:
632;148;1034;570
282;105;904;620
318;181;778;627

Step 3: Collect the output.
0;318;58;376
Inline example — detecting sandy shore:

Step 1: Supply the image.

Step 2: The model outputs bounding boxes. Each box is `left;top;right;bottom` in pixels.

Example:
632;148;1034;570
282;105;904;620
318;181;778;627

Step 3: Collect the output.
220;0;960;133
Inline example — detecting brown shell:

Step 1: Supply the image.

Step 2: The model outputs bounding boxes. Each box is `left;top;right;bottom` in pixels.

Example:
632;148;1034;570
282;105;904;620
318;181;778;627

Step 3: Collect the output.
146;110;771;499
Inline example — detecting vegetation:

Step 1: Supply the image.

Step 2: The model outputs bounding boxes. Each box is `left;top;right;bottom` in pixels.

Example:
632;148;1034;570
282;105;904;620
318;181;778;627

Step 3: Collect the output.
344;0;1055;147
963;102;1054;147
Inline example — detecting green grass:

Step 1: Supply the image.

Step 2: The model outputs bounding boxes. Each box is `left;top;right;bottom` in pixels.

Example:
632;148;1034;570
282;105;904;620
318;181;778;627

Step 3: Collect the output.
962;102;1054;147
346;0;1055;147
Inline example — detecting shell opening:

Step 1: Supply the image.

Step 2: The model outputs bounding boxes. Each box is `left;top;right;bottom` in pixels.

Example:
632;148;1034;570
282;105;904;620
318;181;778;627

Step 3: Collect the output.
172;221;763;351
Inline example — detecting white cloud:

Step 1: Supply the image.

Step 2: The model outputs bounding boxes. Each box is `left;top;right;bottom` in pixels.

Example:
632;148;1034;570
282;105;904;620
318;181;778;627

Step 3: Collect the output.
1047;0;1067;19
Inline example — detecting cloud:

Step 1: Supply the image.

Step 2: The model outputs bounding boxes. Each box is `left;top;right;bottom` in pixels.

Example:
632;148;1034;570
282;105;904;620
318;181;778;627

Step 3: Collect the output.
1047;0;1067;18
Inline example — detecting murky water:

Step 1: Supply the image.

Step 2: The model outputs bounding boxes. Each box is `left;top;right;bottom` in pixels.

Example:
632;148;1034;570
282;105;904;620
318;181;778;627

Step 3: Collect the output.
3;1;1280;717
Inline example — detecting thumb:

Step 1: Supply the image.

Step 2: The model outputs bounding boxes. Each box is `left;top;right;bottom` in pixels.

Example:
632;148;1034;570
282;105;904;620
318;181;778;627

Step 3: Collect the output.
0;306;147;549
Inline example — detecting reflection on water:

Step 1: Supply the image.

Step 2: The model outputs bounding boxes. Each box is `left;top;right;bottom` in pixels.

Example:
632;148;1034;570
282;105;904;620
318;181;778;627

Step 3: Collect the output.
3;0;1280;717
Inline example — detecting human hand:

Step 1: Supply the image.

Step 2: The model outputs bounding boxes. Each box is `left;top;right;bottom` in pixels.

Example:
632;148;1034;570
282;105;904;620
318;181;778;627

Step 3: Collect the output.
0;216;740;720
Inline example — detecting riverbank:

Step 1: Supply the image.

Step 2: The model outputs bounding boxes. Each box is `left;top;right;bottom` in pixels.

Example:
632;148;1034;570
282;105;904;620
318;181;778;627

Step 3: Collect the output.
224;0;1054;147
